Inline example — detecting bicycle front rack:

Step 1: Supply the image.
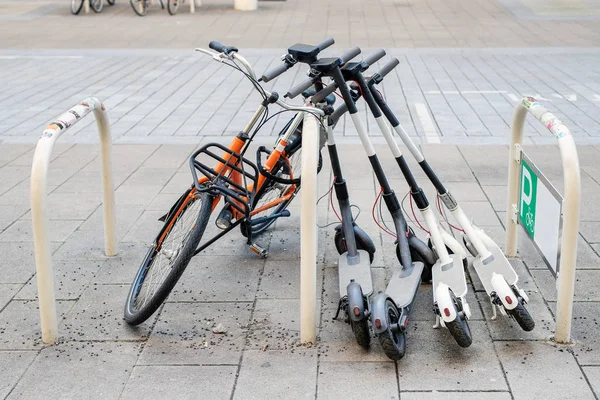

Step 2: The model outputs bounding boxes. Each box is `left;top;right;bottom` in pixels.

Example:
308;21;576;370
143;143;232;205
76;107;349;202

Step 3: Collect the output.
189;143;259;219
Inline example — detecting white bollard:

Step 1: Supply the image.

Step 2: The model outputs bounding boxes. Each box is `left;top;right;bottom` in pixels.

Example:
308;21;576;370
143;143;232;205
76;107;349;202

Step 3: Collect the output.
234;0;257;11
300;113;319;344
30;98;117;344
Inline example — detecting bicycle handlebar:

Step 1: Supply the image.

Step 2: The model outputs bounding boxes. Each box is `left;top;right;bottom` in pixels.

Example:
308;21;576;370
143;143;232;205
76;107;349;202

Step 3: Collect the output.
208;41;238;55
362;49;386;67
285;78;315;99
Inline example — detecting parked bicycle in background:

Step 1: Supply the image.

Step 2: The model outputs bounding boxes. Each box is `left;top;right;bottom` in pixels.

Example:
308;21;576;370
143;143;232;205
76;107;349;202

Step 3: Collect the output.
71;0;115;14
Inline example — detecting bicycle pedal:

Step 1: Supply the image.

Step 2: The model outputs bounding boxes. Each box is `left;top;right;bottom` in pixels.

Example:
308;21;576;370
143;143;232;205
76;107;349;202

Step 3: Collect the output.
249;243;269;258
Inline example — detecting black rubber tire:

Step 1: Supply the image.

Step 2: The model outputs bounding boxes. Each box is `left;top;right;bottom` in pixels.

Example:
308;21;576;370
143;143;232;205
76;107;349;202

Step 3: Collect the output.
445;290;472;348
130;0;147;16
351;317;371;348
124;191;212;325
107;0;116;4
507;302;535;332
90;0;104;12
71;0;84;14
334;229;375;264
167;0;179;15
378;299;406;361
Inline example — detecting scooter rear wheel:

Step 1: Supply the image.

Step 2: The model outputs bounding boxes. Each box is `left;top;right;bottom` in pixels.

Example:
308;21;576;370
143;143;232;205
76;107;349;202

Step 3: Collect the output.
507;301;535;331
378;299;406;360
350;318;370;348
445;290;472;348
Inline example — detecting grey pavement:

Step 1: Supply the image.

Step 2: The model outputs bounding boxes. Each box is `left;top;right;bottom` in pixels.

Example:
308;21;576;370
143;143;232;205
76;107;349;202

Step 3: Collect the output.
1;142;599;399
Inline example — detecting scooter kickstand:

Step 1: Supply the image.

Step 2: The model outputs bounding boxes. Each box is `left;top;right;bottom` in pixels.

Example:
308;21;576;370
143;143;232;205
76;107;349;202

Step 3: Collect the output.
490;298;498;320
433;315;441;329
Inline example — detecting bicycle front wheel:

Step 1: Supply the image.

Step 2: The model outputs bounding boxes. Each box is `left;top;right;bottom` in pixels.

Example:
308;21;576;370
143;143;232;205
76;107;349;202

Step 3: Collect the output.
71;0;84;14
130;0;147;16
167;0;180;14
124;189;212;325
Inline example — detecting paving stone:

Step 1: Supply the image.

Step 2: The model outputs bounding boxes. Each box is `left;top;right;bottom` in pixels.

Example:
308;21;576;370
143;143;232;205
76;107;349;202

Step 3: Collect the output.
531;269;600;302
62;284;148;341
401;392;512;400
317;361;398;400
0;300;74;350
0;219;82;242
77;205;144;242
168;255;263;303
0;351;36;398
9;342;140;400
93;242;151;284
0;204;29;232
0;283;21;310
495;341;595;400
582;367;600;396
396;321;506;391
257;260;323;300
233;349;317;400
139;302;251;365
15;260;103;301
121;365;236;400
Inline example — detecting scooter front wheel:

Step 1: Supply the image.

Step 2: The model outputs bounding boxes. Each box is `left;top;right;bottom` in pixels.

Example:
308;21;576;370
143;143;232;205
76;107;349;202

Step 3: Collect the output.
445;290;472;348
507;301;535;331
377;299;406;360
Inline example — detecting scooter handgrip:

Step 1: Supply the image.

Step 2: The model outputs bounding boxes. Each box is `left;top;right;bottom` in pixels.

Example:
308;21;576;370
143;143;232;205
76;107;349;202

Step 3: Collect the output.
362;49;386;68
316;37;335;51
311;82;337;104
285;78;315;99
261;63;291;82
340;47;361;64
378;58;400;78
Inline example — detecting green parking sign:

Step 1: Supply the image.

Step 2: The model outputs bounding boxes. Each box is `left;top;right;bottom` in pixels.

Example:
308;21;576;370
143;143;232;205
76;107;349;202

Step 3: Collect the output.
519;158;537;239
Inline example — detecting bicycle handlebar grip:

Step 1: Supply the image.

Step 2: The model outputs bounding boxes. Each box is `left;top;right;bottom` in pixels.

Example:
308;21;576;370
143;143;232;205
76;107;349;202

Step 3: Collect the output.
286;78;315;99
362;49;386;67
316;37;335;51
340;47;361;64
261;63;291;82
311;82;337;104
209;41;227;53
379;58;400;78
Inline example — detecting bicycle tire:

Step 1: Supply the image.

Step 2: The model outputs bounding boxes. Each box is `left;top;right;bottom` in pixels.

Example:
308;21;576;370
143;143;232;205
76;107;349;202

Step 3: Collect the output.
124;190;212;325
167;0;180;15
107;0;116;4
71;0;84;14
90;0;104;12
130;0;147;16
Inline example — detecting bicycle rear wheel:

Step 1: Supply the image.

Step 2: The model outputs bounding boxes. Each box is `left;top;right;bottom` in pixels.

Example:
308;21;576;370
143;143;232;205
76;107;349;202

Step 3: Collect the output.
71;0;84;14
90;0;104;12
244;120;322;237
167;0;180;14
124;189;212;325
130;0;147;16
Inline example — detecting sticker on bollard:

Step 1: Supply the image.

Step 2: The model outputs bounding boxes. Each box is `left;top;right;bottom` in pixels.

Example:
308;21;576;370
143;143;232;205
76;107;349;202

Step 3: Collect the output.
518;152;563;275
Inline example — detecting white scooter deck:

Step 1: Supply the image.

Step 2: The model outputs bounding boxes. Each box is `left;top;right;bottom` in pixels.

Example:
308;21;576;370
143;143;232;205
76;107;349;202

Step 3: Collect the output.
432;254;468;299
472;241;518;294
338;250;373;297
385;261;424;308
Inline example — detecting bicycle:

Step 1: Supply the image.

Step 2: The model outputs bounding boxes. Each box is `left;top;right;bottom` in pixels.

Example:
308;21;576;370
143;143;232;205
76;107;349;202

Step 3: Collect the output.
71;0;115;14
123;39;335;325
167;0;187;15
130;0;164;16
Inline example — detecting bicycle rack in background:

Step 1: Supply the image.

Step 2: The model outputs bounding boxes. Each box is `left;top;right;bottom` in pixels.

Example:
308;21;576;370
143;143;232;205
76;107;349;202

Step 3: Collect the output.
30;97;118;344
506;96;581;344
300;113;319;344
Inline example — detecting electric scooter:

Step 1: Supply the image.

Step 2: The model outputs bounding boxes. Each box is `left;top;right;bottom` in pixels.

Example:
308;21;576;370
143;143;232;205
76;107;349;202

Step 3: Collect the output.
264;42;378;348
366;58;535;332
293;49;437;360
